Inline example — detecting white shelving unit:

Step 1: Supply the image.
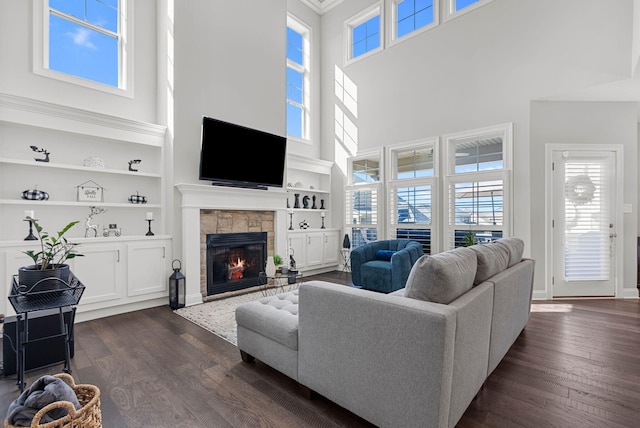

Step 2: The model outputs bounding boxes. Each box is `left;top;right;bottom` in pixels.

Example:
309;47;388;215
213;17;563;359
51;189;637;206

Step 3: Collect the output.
0;93;172;321
285;154;339;274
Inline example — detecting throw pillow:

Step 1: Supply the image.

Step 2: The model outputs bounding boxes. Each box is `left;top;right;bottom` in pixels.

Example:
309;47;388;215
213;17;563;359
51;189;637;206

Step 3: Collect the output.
375;249;396;261
405;247;477;304
470;243;510;285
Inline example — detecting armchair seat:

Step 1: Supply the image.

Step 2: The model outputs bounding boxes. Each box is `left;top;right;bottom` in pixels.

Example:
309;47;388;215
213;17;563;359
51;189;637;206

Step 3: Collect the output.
351;239;423;293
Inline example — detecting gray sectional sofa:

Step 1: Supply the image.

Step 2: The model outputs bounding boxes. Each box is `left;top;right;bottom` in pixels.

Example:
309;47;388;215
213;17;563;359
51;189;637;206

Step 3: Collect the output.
236;238;534;428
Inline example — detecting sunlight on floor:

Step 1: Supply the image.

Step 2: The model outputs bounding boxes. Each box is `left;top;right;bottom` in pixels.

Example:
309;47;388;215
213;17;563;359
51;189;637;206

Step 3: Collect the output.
530;303;574;313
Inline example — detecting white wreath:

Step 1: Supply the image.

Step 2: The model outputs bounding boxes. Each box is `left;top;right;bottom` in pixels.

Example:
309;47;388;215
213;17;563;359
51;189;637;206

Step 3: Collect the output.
565;174;595;206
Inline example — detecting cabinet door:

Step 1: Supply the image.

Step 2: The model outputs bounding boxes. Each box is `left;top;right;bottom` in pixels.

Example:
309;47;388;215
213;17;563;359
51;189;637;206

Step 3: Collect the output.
70;244;124;305
288;234;306;269
323;231;340;265
127;241;170;297
306;232;324;267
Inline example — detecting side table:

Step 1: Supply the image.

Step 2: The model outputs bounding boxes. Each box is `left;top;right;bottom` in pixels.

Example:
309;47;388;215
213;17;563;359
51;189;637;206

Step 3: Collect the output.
340;248;351;272
258;272;303;296
8;272;85;391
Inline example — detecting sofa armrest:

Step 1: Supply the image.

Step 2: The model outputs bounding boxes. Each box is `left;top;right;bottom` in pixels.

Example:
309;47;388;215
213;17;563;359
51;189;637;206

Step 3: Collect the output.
350;246;366;285
390;248;414;290
298;280;456;428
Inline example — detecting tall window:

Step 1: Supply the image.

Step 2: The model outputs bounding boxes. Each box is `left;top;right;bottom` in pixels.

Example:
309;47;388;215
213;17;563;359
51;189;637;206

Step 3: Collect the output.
388;140;437;254
345;151;383;249
444;124;512;248
287;15;311;141
390;0;437;41
444;0;494;21
35;0;130;94
346;4;382;63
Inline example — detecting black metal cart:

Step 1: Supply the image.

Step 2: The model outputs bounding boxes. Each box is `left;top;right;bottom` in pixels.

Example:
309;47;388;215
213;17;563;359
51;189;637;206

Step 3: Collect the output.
7;272;84;391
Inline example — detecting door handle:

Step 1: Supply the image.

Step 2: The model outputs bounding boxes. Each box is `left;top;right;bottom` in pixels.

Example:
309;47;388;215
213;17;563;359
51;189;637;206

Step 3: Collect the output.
610;233;617;238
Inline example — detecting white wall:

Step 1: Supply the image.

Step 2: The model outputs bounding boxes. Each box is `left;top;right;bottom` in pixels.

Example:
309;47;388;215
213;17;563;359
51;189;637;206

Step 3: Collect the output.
530;101;638;297
318;0;636;291
0;0;159;123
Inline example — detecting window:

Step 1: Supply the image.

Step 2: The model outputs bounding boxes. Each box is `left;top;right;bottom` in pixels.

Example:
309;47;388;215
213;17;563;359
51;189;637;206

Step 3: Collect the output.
444;124;512;249
346;151;383;249
345;4;382;63
287;15;311;141
34;0;131;95
388;140;437;253
390;0;437;42
444;0;494;21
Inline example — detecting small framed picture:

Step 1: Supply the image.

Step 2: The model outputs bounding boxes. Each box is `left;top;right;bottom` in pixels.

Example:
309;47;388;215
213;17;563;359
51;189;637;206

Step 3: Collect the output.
76;180;105;202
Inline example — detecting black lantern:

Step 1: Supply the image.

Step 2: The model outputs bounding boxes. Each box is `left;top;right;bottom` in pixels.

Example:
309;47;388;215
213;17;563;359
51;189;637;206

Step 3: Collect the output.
169;259;185;309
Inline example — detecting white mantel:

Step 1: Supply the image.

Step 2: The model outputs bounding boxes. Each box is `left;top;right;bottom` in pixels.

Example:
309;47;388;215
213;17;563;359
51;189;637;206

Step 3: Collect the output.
176;183;288;306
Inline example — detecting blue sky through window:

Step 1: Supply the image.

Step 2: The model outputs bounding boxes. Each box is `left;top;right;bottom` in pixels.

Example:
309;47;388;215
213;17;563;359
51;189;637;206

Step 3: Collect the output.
352;15;380;58
48;0;119;87
397;0;434;39
287;27;303;65
287;25;305;138
456;0;479;12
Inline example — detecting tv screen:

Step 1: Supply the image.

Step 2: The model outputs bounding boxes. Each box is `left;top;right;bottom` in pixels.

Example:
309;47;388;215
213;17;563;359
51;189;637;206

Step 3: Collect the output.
199;116;287;189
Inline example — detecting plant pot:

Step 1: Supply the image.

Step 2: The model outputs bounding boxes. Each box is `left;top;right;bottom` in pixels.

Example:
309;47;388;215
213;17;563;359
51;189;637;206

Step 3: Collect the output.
17;264;70;294
288;270;298;285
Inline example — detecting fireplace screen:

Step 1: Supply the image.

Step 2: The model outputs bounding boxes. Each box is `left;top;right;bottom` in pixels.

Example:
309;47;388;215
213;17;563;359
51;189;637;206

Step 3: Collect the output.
206;232;266;295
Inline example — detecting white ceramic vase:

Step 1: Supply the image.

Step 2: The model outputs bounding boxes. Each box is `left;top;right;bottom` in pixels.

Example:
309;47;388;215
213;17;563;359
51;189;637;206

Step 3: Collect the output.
265;256;276;276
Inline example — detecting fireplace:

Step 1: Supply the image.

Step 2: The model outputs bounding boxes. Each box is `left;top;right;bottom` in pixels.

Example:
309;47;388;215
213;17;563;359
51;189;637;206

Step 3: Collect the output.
206;232;266;295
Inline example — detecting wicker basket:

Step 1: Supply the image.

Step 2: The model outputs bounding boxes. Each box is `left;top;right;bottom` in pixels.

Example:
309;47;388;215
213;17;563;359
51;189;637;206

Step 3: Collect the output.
4;373;102;428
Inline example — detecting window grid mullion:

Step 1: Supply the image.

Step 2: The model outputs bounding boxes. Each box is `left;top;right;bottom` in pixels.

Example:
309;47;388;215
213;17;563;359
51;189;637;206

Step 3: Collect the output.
49;8;118;40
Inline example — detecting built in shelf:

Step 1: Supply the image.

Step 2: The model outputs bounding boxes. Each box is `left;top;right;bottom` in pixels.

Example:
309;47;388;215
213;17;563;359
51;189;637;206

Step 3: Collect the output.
0;158;161;178
286;186;330;194
0;199;162;208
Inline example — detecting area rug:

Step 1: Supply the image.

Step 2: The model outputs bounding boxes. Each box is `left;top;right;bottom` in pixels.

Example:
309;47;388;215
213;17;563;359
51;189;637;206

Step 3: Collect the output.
174;291;264;346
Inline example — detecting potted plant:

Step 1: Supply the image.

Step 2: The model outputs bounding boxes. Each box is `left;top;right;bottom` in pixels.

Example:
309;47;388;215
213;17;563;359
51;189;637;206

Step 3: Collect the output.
273;254;284;274
18;217;83;293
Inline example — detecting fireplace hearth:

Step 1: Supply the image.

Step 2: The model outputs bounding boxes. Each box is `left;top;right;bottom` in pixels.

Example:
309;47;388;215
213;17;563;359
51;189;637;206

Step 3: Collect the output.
206;232;266;295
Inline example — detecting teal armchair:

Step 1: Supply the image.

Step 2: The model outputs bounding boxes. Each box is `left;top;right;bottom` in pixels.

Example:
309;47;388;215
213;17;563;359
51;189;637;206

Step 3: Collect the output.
350;239;423;293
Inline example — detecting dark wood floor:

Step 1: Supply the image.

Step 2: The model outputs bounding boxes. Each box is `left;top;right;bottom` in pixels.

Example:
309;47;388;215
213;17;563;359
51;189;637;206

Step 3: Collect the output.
1;271;639;427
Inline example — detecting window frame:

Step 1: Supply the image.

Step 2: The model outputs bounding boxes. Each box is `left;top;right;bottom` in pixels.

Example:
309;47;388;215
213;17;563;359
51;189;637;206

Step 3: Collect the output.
387;0;439;47
33;0;133;97
287;14;312;143
387;137;439;254
443;123;513;249
344;3;384;66
443;0;495;23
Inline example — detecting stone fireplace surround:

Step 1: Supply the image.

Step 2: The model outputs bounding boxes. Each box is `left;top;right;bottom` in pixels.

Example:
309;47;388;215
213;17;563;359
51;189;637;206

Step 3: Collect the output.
177;183;288;306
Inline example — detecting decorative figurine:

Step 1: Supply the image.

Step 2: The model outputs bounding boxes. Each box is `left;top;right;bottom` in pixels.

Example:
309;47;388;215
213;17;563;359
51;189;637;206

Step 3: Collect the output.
294;193;300;208
311;195;317;209
320;199;325;210
30;146;50;162
85;206;107;237
299;219;309;229
128;159;142;172
302;195;310;209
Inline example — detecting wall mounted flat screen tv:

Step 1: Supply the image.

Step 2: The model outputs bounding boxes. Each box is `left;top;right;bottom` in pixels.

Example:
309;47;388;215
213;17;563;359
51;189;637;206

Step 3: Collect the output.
199;116;287;189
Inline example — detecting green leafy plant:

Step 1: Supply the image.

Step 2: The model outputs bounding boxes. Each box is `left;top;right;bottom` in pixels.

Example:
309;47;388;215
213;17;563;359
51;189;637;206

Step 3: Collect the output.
23;218;83;270
461;232;477;247
273;254;283;266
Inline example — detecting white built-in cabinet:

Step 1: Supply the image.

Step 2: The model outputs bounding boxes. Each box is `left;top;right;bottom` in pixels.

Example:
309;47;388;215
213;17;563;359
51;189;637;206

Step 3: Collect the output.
0;94;172;321
285;154;339;273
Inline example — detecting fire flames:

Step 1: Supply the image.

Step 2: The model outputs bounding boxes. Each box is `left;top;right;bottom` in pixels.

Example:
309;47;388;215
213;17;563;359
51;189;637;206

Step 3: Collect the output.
228;257;245;280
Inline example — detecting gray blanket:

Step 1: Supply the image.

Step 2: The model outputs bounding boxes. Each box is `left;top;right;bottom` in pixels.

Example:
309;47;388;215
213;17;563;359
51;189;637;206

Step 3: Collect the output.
6;375;81;427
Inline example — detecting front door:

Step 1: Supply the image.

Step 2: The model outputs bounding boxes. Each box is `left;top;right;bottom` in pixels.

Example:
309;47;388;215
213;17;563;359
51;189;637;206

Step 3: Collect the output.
551;150;617;297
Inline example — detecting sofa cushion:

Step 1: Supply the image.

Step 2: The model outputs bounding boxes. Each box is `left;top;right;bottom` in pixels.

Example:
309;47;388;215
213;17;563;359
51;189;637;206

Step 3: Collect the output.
375;249;396;261
494;237;524;267
470;243;510;285
405;247;477;304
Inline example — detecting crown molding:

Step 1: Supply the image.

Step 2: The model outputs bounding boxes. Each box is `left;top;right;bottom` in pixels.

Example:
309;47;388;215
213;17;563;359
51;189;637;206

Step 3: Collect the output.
299;0;343;15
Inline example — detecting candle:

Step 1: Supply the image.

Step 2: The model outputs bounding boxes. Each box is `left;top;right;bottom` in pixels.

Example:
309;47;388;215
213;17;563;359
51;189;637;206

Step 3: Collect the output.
320;212;326;218
146;212;153;220
24;210;34;219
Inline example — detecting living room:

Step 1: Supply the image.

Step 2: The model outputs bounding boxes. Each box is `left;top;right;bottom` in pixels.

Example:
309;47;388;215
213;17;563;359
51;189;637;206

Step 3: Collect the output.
0;0;639;427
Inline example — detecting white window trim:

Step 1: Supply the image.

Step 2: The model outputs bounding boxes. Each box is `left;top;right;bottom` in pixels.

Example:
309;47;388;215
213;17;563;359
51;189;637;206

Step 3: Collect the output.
287;14;312;143
386;0;439;48
443;0;495;23
345;182;384;248
348;148;385;186
443;123;513;249
344;3;384;66
33;0;134;98
386;137;439;251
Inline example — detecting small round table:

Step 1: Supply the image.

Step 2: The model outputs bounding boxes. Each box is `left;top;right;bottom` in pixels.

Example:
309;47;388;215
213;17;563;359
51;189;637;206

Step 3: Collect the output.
258;271;303;296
